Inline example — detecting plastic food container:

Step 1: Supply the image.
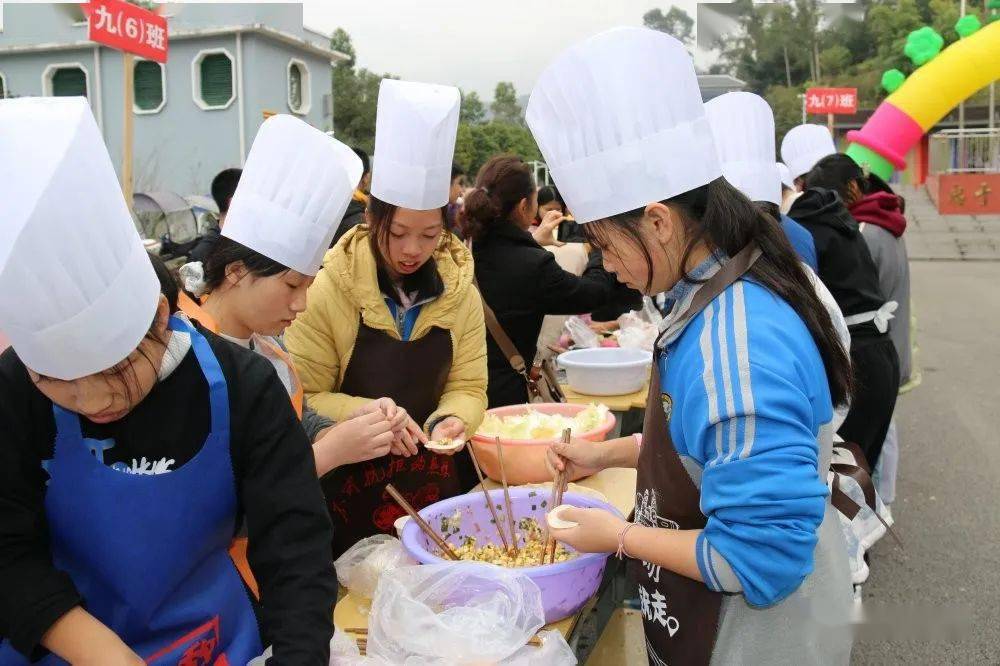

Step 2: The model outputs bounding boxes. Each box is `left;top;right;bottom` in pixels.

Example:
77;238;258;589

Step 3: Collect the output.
470;403;616;484
400;488;620;623
557;348;652;396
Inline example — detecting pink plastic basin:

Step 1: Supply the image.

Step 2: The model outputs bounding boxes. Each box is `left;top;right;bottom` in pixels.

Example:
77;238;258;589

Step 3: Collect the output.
470;403;616;484
401;487;620;623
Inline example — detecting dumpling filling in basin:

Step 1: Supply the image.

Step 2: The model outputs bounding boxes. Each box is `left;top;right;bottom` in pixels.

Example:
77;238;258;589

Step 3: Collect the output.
401;487;620;623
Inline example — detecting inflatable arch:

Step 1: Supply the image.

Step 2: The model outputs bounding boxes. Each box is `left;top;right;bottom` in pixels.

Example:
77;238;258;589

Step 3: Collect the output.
846;20;1000;180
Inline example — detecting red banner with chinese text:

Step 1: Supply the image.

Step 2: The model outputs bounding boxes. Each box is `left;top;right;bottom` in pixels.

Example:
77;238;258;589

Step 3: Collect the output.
805;87;857;115
87;0;168;63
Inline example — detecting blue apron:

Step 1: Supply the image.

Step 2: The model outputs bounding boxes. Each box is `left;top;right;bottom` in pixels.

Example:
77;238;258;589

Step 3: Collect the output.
0;317;262;665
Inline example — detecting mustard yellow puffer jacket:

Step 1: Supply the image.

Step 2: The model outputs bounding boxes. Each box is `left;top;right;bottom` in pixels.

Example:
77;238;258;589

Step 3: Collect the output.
285;225;488;435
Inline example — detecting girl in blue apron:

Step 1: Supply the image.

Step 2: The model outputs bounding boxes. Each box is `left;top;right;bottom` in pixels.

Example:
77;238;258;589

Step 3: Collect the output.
0;99;336;665
527;28;854;664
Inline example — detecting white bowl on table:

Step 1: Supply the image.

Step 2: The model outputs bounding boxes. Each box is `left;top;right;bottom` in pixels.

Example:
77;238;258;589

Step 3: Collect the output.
557;348;652;396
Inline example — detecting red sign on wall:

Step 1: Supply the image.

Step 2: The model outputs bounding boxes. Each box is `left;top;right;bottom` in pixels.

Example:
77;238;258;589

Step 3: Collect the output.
805;87;857;115
86;0;168;63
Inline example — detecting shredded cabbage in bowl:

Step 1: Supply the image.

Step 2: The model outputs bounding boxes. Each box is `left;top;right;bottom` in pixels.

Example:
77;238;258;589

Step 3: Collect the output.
476;403;610;440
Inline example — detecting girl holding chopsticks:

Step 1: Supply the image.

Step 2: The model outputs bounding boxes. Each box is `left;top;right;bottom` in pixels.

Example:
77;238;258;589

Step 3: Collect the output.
285;79;488;558
530;28;853;665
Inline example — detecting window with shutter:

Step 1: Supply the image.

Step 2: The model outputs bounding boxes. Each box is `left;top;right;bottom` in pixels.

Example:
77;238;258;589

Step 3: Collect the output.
289;64;303;112
199;53;233;108
134;60;164;112
286;60;311;114
52;67;87;98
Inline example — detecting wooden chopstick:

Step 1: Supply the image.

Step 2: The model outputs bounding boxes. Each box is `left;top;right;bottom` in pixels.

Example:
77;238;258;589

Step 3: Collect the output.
542;428;573;565
385;483;460;561
467;443;511;552
495;436;520;555
344;628;543;647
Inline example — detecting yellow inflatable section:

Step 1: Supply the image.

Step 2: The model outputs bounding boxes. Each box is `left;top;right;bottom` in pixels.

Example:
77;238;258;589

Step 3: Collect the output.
888;20;1000;131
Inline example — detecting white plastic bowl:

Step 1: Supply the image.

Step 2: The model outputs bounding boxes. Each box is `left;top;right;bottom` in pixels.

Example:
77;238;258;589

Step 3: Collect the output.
557;348;652;396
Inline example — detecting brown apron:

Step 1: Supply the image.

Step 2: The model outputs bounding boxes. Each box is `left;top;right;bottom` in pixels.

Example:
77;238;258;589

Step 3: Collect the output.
322;321;460;558
629;245;760;666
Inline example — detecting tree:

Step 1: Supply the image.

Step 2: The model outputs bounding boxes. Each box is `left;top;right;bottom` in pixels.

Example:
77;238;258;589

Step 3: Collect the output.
490;82;522;124
460;90;486;124
330;27;356;68
329;28;395;151
454;122;541;176
643;6;694;46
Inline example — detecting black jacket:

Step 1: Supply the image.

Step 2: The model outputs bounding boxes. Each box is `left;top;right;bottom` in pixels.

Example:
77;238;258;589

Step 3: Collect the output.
331;198;366;248
788;188;887;319
473;223;617;407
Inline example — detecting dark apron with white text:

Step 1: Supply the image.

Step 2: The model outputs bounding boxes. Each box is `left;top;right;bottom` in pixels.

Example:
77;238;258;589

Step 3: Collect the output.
628;245;760;666
321;322;461;559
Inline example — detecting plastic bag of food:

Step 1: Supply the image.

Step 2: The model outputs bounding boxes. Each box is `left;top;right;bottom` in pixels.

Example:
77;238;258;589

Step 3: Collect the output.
563;316;600;349
365;562;553;665
334;535;415;600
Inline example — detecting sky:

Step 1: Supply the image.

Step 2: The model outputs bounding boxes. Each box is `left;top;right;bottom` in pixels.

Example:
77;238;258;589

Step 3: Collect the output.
301;0;704;101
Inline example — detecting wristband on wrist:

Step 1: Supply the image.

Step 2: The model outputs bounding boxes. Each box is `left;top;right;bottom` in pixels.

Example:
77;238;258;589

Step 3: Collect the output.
616;522;638;560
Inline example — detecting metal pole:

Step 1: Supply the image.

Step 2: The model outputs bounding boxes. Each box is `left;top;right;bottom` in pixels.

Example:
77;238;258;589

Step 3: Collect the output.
800;94;807;124
122;52;134;210
958;0;967;168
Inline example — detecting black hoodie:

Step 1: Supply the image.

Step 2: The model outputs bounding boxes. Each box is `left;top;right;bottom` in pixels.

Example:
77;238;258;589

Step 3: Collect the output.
330;197;366;248
788;188;886;320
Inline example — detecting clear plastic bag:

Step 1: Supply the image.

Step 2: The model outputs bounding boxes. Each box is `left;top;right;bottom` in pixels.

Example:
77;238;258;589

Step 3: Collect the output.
564;316;600;349
615;310;658;351
365;562;571;665
334;535;415;600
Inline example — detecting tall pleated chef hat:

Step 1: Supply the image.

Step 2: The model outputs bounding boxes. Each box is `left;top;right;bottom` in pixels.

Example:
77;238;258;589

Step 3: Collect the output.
370;79;461;210
781;124;837;180
223;114;362;276
525;27;721;224
704;92;781;206
777;162;794;190
0;97;160;381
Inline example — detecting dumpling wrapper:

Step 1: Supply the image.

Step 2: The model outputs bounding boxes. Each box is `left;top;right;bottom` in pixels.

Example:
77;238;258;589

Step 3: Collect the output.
546;504;579;530
425;438;465;453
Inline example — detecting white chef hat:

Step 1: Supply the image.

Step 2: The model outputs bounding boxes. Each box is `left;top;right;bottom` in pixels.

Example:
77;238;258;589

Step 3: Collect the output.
777;162;794;190
525;27;721;224
781;124;837;180
704;92;782;206
370;79;461;210
223;115;362;276
0;97;160;381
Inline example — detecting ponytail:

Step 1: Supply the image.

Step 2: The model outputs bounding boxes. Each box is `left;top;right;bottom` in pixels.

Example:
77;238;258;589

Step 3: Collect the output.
584;178;852;406
463;155;536;243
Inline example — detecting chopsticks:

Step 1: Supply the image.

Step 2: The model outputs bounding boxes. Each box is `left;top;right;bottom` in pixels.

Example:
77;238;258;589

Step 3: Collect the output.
542;428;572;565
343;628;544;648
385;483;460;561
467;443;512;552
495;436;520;555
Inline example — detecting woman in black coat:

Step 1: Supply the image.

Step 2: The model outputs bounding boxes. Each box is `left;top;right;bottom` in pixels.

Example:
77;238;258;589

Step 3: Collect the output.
467;156;617;408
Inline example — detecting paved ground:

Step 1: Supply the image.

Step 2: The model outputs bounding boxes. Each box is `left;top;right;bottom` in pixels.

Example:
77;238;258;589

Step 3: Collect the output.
900;185;1000;261
853;258;1000;664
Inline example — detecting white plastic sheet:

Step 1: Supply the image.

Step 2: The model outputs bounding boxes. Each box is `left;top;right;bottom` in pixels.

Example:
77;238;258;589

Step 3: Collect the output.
364;562;575;665
334;535;415;600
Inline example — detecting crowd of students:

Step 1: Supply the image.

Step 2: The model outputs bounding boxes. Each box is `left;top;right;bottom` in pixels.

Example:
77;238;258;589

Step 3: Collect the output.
0;25;910;666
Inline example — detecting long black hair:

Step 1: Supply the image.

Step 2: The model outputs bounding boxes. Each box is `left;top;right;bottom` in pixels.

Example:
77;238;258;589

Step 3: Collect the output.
582;177;852;406
202;236;290;292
